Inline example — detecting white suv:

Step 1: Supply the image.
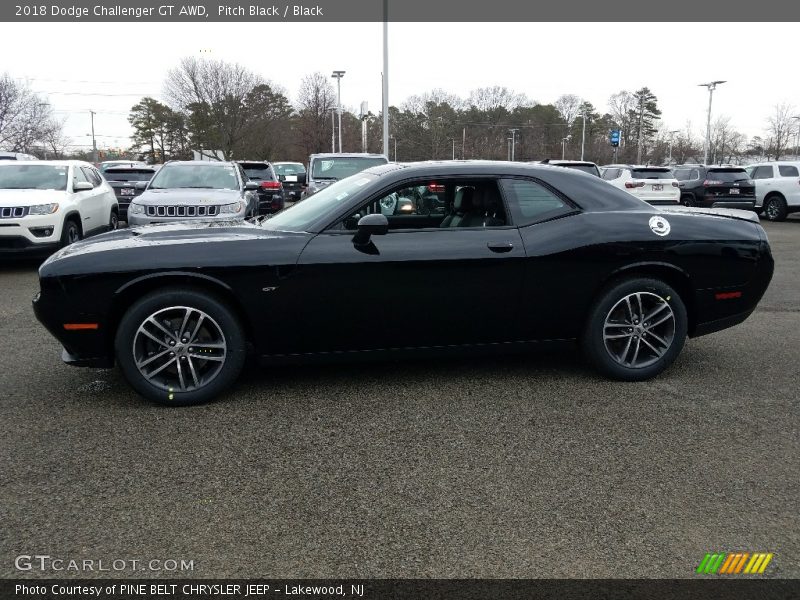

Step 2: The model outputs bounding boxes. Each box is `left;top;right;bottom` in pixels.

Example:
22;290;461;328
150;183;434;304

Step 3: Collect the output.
601;165;680;205
745;161;800;221
0;161;118;255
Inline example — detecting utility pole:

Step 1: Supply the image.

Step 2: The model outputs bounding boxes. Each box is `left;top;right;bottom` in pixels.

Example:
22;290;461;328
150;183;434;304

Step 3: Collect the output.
331;71;345;153
667;130;679;164
89;110;97;164
462;127;466;159
329;107;336;152
508;128;519;161
562;136;570;160
699;81;725;164
451;139;456;160
636;94;644;164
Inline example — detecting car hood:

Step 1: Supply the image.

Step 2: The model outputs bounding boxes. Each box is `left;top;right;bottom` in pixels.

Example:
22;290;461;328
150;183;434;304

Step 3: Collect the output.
40;219;311;276
658;205;760;223
134;189;240;205
0;189;65;206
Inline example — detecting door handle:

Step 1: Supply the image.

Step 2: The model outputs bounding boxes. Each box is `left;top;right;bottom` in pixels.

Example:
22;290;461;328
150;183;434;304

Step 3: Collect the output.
487;242;513;253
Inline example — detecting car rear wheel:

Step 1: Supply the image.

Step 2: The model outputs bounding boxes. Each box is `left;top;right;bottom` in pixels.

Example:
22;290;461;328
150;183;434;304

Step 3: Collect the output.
582;277;687;381
681;195;694;207
763;195;787;222
115;288;246;406
109;209;119;231
60;218;81;247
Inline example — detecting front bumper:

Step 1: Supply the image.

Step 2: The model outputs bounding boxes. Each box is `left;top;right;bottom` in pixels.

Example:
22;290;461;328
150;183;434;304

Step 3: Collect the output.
0;235;60;255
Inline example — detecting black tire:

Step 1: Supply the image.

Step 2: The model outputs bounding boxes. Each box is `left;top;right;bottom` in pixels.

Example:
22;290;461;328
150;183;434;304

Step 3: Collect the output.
681;195;694;207
109;208;119;231
763;195;787;222
582;277;687;381
114;288;246;406
60;218;81;247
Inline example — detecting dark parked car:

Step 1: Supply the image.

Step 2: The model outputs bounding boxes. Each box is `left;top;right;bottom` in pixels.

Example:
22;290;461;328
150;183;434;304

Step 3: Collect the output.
673;165;756;209
272;161;307;201
101;165;157;220
34;161;773;406
237;161;285;214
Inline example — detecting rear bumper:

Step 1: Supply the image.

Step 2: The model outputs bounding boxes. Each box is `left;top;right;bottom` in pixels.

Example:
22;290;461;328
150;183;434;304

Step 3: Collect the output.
710;200;755;209
647;199;680;206
62;347;114;368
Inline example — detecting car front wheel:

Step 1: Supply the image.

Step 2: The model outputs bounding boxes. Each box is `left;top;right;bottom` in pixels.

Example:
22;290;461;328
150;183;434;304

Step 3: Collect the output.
115;288;246;406
582;277;687;381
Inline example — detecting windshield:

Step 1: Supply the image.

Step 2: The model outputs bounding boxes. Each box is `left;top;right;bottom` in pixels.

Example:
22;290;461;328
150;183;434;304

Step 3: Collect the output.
707;169;750;182
149;164;239;190
264;173;377;232
0;165;68;190
631;168;674;180
311;157;387;180
104;169;154;182
273;163;305;176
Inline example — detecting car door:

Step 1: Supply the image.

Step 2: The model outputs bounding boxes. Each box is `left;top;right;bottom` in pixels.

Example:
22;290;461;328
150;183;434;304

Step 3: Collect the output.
751;165;775;206
291;177;525;353
71;166;97;232
82;166;109;231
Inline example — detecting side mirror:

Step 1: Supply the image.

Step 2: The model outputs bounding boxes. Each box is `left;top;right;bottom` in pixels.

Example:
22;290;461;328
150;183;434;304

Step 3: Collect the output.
244;181;259;191
352;213;388;245
134;181;148;190
73;181;93;192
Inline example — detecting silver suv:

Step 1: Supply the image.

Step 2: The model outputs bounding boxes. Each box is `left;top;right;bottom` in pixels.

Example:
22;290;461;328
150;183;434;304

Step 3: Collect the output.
128;161;259;226
302;153;388;199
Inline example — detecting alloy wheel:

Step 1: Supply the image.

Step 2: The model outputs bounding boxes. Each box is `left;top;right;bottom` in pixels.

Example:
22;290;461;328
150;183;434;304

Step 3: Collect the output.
603;292;676;369
132;306;227;392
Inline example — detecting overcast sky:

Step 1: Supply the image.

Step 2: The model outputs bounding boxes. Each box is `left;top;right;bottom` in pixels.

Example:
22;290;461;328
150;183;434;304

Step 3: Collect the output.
2;21;797;151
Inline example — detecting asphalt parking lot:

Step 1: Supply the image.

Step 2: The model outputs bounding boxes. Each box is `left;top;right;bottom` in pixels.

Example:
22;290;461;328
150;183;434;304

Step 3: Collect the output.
1;218;798;579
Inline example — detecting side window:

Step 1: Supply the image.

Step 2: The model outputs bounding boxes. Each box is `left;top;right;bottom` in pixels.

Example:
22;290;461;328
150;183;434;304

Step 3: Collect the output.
73;166;89;187
778;165;799;177
334;179;506;231
500;178;573;226
753;166;774;180
602;168;620;180
690;169;700;180
83;167;102;187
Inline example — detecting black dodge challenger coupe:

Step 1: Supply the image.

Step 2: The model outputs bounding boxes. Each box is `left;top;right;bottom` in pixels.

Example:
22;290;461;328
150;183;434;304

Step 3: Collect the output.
33;161;774;406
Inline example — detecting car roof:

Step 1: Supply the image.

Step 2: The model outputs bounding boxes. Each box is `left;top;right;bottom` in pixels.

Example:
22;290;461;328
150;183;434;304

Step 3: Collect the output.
162;160;237;166
746;161;800;167
309;153;389;159
0;160;88;167
539;159;599;166
103;164;156;171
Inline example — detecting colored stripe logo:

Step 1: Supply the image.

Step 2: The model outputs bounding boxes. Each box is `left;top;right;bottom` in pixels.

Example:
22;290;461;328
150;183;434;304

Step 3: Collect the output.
696;552;773;574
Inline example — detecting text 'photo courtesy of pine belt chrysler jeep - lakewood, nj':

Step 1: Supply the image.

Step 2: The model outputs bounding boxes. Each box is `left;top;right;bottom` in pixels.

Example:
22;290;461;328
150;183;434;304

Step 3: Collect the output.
32;161;774;406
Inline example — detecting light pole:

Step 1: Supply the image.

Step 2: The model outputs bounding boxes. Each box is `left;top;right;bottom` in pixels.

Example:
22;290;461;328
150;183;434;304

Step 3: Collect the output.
667;130;679;164
698;81;725;165
331;70;345;153
89;110;97;164
507;137;512;161
328;107;336;152
508;128;518;161
462;127;466;159
382;0;389;158
793;116;800;158
580;113;587;161
451;139;456;160
561;136;571;160
389;135;397;161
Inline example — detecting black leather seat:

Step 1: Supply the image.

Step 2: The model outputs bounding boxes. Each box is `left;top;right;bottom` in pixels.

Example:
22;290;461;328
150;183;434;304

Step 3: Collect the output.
440;187;475;227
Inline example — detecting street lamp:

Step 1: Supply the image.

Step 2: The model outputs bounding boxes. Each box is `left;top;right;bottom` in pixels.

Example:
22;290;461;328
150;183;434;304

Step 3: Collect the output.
508;128;519;161
389;134;397;161
667;130;679;164
331;70;345;153
89;110;97;164
561;136;571;160
698;81;725;165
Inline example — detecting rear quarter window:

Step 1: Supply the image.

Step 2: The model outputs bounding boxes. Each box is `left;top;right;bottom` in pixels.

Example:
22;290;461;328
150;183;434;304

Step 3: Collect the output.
500;178;573;226
778;165;799;177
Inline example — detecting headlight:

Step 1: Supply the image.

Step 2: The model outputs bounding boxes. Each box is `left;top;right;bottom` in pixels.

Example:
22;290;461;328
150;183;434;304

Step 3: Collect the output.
219;201;244;214
28;203;59;215
129;203;145;214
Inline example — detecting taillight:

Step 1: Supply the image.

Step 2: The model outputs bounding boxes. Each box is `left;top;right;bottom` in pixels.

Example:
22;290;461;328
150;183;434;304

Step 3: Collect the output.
703;180;723;186
260;180;281;189
625;181;645;189
672;181;680;188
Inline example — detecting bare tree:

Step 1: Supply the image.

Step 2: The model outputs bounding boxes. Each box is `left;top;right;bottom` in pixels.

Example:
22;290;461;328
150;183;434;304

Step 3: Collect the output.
295;72;337;156
0;74;59;152
765;103;796;160
164;57;262;159
467;86;530;112
554;94;582;127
